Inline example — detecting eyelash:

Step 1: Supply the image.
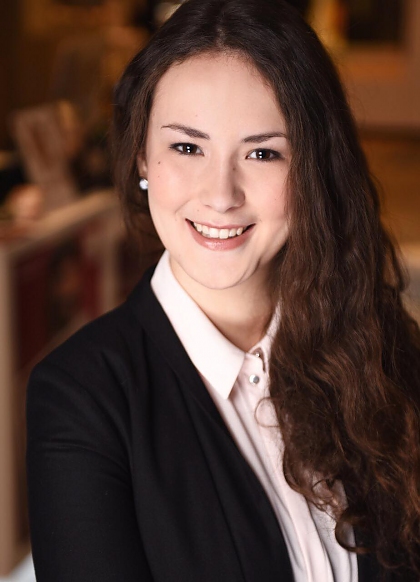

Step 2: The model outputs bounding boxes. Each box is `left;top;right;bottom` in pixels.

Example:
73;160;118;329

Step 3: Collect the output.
170;143;202;156
247;149;282;162
169;143;283;162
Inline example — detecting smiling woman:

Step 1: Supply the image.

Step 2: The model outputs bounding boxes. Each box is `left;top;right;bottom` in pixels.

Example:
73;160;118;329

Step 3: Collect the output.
137;52;290;347
26;1;420;581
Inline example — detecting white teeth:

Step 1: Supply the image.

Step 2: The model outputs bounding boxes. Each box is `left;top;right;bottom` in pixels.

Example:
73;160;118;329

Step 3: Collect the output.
191;221;248;239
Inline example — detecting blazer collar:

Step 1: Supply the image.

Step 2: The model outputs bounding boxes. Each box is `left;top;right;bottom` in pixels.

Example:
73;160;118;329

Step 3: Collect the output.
127;265;233;434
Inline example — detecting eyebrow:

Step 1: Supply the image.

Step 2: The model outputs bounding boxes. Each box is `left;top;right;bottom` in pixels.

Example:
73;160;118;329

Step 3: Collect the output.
161;124;210;139
161;124;287;142
242;132;287;143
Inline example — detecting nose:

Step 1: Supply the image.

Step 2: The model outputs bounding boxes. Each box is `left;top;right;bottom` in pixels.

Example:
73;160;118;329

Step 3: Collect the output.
199;160;245;213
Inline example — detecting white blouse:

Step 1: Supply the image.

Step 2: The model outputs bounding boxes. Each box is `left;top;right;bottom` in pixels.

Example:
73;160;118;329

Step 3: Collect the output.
151;250;358;582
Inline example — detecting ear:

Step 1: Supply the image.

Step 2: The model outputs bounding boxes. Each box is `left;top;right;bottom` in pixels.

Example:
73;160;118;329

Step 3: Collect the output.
137;151;148;178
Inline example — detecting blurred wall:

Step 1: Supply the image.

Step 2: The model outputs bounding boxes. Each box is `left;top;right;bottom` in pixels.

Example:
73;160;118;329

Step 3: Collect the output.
0;0;20;149
340;0;420;130
0;0;148;149
310;0;420;131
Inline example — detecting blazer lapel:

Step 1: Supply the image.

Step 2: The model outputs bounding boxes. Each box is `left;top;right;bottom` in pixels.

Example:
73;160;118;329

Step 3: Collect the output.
128;267;230;432
129;270;295;581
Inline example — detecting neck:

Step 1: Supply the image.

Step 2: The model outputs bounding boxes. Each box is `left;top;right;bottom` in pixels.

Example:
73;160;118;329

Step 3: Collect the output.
171;264;273;352
208;298;272;351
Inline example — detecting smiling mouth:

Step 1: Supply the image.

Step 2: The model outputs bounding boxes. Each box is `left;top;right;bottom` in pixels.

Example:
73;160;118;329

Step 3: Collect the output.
189;220;253;240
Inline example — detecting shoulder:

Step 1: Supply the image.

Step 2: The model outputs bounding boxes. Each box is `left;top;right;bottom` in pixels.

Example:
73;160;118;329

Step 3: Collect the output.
26;268;174;455
29;267;164;400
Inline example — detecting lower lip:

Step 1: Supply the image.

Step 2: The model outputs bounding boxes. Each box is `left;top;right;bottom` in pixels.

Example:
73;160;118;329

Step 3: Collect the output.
187;221;254;251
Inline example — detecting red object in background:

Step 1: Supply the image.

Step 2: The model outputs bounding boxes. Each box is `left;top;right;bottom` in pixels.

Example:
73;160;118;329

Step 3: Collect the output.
14;226;102;371
14;247;51;371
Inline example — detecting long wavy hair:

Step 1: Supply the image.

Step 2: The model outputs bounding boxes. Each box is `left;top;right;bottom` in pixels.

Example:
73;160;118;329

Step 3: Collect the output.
112;0;420;576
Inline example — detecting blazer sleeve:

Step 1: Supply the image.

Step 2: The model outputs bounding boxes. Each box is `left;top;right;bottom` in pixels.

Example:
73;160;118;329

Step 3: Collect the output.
26;359;154;582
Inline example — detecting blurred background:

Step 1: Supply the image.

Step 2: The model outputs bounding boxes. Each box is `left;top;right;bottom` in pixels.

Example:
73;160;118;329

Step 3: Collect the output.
0;0;419;579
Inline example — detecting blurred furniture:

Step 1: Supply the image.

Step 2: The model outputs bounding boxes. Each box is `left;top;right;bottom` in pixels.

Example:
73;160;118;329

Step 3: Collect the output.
0;191;122;575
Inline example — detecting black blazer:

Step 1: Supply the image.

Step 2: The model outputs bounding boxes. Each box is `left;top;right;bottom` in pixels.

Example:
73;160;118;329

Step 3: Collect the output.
26;268;391;581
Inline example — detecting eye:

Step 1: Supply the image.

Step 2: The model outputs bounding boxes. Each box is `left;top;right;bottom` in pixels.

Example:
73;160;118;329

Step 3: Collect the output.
247;149;282;161
170;143;203;156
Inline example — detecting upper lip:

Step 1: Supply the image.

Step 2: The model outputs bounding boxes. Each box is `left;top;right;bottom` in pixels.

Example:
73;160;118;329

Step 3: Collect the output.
187;219;253;229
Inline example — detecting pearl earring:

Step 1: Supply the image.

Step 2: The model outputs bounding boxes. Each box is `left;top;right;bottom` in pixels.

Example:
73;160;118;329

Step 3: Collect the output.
139;178;149;191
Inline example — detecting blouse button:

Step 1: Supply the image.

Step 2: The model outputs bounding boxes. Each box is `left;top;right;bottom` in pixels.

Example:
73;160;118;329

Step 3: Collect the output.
249;374;260;385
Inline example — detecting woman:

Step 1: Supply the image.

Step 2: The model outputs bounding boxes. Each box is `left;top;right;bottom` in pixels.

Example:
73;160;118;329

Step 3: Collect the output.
27;0;420;580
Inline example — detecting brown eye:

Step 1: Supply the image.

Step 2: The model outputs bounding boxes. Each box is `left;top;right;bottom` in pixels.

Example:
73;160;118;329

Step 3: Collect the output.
171;143;203;155
247;149;281;161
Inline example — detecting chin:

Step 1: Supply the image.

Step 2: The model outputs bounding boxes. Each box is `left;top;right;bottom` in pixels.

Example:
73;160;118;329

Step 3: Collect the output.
186;265;251;292
197;278;243;291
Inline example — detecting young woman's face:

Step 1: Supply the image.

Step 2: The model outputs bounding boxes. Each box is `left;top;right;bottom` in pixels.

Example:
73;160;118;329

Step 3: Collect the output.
138;52;291;295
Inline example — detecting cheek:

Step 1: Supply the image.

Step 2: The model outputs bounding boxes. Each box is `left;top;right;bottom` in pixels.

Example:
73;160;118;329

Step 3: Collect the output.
148;159;190;200
147;172;188;222
262;176;289;221
149;160;203;222
147;194;174;249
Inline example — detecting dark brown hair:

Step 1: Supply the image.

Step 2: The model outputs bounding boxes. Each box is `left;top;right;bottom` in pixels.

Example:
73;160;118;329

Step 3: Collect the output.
112;0;420;575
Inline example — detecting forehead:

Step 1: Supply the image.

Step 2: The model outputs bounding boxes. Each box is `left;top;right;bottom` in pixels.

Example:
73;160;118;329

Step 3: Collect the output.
149;51;285;131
